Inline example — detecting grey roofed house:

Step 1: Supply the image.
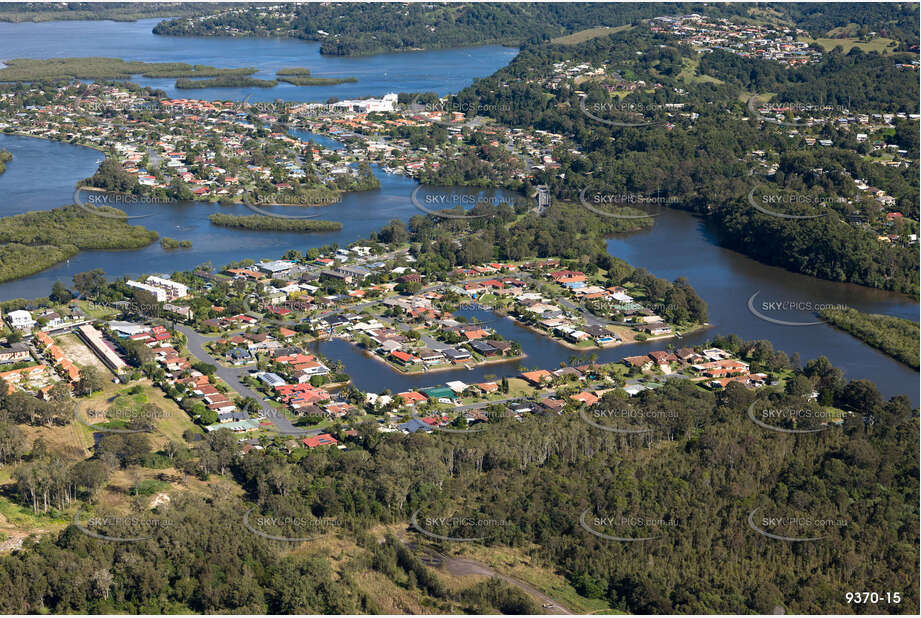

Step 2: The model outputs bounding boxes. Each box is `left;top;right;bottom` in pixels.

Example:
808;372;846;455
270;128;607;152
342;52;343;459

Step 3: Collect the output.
218;410;249;423
553;366;583;379
418;347;444;361
297;404;325;417
488;340;513;353
332;264;371;279
320;269;350;282
0;342;31;364
318;314;350;328
257;372;286;388
442;347;472;361
509;401;533;414
229;347;252;362
468;339;497;355
379;340;402;353
583;324;615;339
273;345;304;357
397;418;434;433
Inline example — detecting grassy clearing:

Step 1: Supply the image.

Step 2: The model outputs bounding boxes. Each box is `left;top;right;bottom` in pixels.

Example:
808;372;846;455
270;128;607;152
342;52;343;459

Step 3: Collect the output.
552;25;632;45
74;299;120;320
504;377;533;397
55;332;108;373
743;7;793;27
677;56;724;85
799;36;897;54
0;495;69;529
450;543;614;614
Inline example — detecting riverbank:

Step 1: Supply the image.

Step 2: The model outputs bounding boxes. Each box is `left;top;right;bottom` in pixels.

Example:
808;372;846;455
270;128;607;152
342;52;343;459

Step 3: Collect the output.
0;205;159;282
343;337;526;375
818;307;919;370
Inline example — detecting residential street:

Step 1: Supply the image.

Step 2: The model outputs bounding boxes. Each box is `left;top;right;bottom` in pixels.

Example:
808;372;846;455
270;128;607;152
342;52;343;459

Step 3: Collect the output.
177;324;309;436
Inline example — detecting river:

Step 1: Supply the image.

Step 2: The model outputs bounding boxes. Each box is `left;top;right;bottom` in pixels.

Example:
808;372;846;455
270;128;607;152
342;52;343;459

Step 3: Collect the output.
0;18;916;403
0;18;518;103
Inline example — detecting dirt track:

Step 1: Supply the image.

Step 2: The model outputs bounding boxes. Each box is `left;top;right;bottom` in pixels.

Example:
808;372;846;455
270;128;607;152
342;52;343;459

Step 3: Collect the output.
411;543;574;615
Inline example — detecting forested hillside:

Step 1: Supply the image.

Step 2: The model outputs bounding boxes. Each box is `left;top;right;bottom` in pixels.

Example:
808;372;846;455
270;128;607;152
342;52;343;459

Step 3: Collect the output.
0;343;915;613
152;3;919;56
446;21;919;294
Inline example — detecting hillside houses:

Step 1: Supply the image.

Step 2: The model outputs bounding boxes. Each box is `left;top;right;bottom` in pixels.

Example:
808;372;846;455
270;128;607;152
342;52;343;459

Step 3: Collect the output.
651;14;822;66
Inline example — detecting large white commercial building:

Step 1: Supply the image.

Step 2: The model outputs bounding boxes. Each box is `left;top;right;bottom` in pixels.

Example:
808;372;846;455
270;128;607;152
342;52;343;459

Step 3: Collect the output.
331;93;398;113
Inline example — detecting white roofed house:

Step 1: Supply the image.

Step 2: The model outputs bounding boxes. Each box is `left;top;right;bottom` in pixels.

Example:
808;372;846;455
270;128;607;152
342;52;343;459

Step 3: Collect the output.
6;309;36;331
446;380;469;394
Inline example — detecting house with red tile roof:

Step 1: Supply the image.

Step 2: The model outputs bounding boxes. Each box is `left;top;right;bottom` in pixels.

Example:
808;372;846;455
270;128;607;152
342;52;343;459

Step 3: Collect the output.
303;433;338;448
623;355;654;370
521;369;553;386
648;351;678;365
389;350;419;366
571;391;599;406
550;270;586;283
397;391;427;406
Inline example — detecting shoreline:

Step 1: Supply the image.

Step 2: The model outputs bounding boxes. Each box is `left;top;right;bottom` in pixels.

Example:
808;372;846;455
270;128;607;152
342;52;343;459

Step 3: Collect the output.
336;336;525;376
506;313;710;349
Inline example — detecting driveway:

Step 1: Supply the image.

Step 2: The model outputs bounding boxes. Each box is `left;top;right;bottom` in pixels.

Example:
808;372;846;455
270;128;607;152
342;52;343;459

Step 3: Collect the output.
177;325;307;435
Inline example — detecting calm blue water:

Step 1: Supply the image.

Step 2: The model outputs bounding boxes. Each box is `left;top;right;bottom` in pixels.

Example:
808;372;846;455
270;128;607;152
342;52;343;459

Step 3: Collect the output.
0;18;518;102
0;133;518;299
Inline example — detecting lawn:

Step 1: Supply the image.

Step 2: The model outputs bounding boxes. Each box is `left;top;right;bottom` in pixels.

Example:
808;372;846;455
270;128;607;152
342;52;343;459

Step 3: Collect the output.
505;377;534;397
75;299;120;319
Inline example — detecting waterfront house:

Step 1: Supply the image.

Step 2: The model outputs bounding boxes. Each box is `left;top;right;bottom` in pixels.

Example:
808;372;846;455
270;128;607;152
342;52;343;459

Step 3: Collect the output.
443;348;472;362
521;369;553;386
477;382;499;394
469;340;499;357
389;350;419;366
623;355;654;371
397;391;427;406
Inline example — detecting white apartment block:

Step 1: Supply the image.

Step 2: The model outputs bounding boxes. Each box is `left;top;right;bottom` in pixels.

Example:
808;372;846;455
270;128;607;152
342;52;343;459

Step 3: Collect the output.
126;280;167;302
146;276;189;299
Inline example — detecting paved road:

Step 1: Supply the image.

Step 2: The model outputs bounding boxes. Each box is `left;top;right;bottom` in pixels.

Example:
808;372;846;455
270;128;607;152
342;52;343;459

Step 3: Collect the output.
177;325;308;436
